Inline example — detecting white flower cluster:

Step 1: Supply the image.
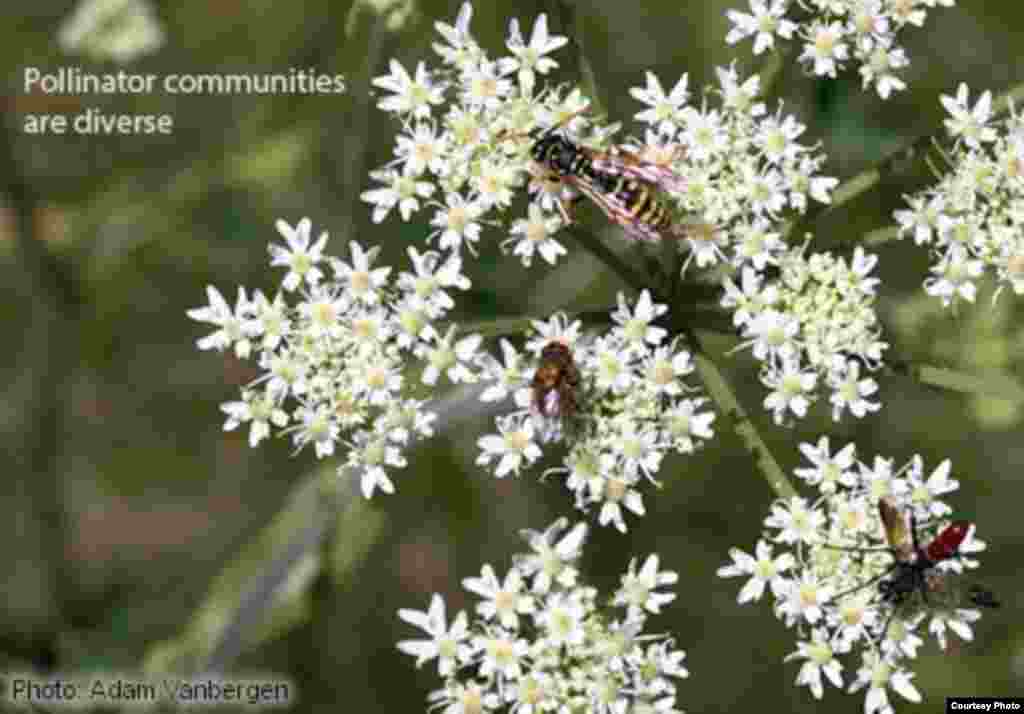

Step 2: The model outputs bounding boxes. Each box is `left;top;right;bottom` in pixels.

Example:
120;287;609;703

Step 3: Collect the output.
475;291;716;532
627;64;836;272
363;3;837;273
58;0;165;63
187;218;483;498
398;519;689;714
719;437;992;714
725;0;957;99
361;2;577;265
895;84;1024;307
724;246;888;424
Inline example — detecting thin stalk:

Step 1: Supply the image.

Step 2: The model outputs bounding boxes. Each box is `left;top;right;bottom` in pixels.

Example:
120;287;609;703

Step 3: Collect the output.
786;78;1024;242
688;329;797;500
884;359;1024;403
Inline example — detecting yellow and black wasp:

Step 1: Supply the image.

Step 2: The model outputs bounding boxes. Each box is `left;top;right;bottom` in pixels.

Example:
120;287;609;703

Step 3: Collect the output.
522;109;689;243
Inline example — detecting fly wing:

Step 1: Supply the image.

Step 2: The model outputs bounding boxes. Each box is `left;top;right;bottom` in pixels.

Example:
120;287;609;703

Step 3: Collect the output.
878;497;915;563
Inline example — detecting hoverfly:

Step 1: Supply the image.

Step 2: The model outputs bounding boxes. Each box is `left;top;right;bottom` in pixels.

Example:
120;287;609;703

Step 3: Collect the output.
518;108;690;243
530;340;580;442
875;497;999;610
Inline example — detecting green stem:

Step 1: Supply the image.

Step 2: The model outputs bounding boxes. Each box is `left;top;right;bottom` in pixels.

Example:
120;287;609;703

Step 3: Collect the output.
687;329;797;500
691;314;1024;404
863;225;900;247
552;0;607;116
787;78;1024;242
885;359;1024;403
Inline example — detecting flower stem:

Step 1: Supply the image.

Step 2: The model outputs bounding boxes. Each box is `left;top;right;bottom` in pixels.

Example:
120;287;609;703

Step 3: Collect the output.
885;358;1024;403
786;78;1024;242
552;0;607;116
687;329;797;500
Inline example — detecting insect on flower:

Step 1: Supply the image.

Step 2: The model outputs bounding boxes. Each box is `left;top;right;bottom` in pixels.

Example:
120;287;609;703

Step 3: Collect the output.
517;107;691;243
823;497;999;647
874;497;999;611
531;340;580;441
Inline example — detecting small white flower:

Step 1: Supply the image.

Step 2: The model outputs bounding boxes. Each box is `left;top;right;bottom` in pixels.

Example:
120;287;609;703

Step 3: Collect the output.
630;71;689;135
505;203;566;266
859;39;908;99
765;497;825;545
716;540;795;603
721;266;777;326
725;0;797;55
349;429;407;498
502;13;567;93
592;336;634;394
293;403;340;459
372;59;444;118
332;241;392;305
905;457;957;517
220;390;288;447
535;592;586;647
428;680;500;714
397;594;470;676
777;573;832;626
661;399;716;453
928;607;981;652
473;158;521;209
187;285;258;358
848;653;921;714
419;326;481;385
614;555;678;617
923;246;983;306
476;632;529;680
941;83;997;149
361;168;436;223
429;194;484;254
763;359;818;423
462;565;534;629
268;217;328;291
514;518;586;593
395;122;449;175
794;437;856;493
611;290;669;355
828;359;881;421
597;474;647;534
477;414;542;477
784;629;844;699
461;60;513;109
799;21;849;78
611;420;664;483
894;194;945;245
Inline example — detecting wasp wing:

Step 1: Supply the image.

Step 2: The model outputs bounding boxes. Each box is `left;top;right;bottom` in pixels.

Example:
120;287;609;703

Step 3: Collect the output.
588;145;688;195
561;174;665;243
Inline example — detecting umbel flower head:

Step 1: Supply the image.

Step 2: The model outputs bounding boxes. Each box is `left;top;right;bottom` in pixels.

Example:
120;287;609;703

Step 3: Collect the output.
363;2;837;275
895;83;1024;307
188;218;482;499
474;292;716;532
718;437;994;713
723;245;888;425
397;519;689;714
725;0;957;99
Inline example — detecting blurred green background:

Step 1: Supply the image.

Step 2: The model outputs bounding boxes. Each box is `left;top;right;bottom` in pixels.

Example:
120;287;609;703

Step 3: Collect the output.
2;0;1023;711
